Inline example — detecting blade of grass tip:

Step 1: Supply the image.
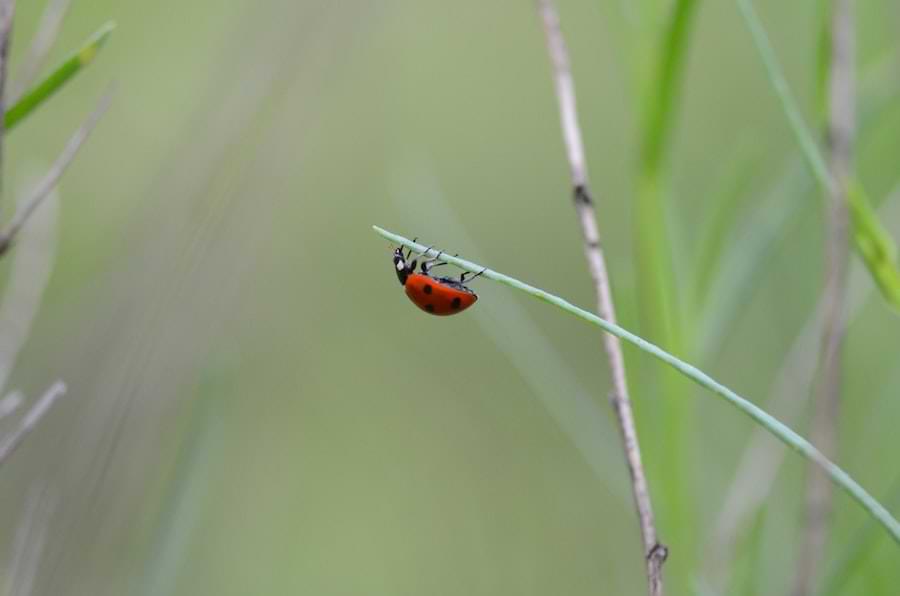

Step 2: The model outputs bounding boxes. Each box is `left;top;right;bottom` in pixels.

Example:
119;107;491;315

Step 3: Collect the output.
372;225;900;546
0;0;15;186
736;0;900;311
4;20;115;133
9;0;74;104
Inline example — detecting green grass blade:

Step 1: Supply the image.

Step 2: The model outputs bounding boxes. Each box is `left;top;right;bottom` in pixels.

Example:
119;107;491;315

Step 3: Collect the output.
736;0;831;186
5;20;115;132
736;0;900;311
634;3;702;577
847;180;900;308
640;0;700;180
634;0;700;346
813;0;833;123
372;225;900;547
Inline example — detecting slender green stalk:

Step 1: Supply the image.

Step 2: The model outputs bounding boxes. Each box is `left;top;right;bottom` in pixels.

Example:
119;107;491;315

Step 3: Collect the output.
737;0;900;310
372;225;900;546
640;0;701;181
847;181;900;306
4;20;115;132
634;3;702;576
635;0;700;349
736;0;831;188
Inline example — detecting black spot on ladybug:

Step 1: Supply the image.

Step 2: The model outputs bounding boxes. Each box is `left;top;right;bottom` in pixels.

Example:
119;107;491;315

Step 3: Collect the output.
423;284;433;294
451;297;461;309
425;304;435;313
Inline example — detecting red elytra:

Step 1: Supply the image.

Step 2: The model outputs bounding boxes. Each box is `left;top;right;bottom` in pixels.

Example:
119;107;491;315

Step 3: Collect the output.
392;245;482;316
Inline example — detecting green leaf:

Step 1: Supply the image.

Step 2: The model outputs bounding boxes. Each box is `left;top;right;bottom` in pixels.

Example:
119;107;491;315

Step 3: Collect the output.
5;20;116;132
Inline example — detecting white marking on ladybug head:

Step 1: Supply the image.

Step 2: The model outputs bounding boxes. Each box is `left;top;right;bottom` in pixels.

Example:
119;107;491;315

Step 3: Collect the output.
396;260;405;271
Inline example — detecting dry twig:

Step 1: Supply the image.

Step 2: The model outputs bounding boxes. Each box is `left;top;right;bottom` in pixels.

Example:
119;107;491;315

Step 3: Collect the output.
0;86;113;256
0;381;66;467
536;1;666;594
0;186;59;393
793;1;855;594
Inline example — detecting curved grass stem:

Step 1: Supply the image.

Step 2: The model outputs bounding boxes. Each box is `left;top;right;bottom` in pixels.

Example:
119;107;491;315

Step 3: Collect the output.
372;224;900;547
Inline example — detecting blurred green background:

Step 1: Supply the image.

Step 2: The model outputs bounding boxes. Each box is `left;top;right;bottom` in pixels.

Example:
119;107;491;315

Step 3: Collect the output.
1;0;898;594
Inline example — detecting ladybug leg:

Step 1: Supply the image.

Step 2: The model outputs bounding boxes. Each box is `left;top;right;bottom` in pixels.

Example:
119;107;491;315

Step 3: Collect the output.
420;250;447;274
421;252;461;274
401;238;419;262
409;245;438;273
460;268;487;283
422;261;449;274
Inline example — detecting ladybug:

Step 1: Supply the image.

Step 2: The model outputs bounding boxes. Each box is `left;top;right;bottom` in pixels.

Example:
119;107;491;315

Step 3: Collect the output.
392;244;484;316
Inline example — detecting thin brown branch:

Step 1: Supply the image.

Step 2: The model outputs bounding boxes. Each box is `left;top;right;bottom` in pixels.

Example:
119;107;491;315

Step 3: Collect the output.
9;0;72;104
0;381;66;467
793;1;855;594
0;0;16;185
536;2;665;594
0;86;113;257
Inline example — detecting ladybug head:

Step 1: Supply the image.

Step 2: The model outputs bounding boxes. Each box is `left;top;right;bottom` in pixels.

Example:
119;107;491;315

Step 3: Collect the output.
393;247;415;286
